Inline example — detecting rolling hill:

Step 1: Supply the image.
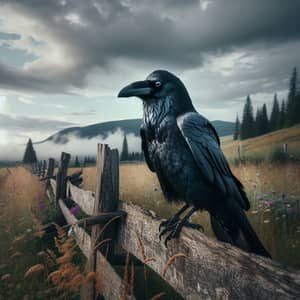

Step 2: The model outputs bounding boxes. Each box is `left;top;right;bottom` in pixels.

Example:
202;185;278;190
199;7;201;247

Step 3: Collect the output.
221;123;300;160
40;118;235;144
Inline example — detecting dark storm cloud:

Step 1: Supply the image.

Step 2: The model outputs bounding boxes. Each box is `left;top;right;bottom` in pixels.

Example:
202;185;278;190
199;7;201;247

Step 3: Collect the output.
0;62;71;93
0;0;300;93
0;113;75;131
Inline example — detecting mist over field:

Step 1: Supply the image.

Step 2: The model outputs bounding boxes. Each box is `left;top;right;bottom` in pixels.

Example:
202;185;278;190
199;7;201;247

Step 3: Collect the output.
0;128;140;161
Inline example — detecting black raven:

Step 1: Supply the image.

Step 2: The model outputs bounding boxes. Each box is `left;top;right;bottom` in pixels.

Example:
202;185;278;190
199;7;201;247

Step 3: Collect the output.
118;70;271;258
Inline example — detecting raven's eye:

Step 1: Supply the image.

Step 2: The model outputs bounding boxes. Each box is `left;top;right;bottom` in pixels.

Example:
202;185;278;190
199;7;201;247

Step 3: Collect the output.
155;81;162;88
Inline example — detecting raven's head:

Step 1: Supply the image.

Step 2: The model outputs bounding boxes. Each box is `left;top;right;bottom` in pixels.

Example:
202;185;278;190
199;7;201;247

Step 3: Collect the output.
118;70;195;116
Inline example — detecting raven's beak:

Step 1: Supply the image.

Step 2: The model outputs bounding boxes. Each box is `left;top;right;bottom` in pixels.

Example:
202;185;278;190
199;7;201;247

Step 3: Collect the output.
118;80;152;98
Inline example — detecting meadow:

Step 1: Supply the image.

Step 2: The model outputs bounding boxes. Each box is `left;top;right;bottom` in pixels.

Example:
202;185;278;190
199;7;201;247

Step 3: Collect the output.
0;126;300;299
70;126;300;269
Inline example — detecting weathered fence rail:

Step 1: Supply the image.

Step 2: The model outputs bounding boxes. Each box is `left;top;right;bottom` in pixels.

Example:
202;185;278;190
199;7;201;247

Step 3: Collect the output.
31;144;300;300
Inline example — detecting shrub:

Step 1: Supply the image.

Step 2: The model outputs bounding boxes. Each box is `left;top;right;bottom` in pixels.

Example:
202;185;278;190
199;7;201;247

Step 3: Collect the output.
268;148;290;163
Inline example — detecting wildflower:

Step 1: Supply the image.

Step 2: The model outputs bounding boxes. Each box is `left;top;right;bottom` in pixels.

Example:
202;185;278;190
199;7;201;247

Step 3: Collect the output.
286;207;297;215
38;202;46;210
70;206;80;215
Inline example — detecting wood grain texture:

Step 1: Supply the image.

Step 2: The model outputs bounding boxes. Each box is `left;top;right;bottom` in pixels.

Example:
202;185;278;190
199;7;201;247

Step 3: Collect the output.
118;201;300;300
68;181;95;215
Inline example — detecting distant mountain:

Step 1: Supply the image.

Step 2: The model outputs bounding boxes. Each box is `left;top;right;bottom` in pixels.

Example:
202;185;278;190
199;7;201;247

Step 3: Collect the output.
40;118;234;144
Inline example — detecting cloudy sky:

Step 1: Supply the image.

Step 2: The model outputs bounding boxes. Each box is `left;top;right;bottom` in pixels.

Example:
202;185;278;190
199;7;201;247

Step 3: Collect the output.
0;0;300;147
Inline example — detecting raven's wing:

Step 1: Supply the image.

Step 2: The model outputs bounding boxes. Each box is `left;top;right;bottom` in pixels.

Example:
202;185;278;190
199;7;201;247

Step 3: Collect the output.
177;112;250;210
140;126;155;172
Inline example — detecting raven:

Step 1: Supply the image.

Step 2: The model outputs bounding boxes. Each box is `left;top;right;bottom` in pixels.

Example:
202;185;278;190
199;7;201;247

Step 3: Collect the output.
118;70;271;258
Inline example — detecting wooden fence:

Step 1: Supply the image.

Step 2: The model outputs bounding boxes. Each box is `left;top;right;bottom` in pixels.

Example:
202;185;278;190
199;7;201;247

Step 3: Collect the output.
31;144;300;300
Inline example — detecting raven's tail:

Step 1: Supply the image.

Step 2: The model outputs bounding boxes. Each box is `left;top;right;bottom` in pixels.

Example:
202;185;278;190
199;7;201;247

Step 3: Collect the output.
210;201;271;258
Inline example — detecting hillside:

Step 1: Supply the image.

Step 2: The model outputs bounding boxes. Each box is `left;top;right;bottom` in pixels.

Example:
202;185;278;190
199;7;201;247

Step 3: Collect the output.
221;124;300;160
40;118;235;144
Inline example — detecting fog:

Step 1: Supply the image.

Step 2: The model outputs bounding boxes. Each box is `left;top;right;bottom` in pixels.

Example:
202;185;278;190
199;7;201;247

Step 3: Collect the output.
0;128;141;162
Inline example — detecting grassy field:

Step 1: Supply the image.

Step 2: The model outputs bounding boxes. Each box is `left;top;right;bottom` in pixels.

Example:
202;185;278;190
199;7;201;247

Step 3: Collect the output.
0;167;50;299
221;123;300;161
0;168;86;299
1;125;300;298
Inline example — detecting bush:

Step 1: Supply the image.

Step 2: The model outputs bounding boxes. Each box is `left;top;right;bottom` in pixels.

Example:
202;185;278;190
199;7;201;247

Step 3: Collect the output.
268;148;290;163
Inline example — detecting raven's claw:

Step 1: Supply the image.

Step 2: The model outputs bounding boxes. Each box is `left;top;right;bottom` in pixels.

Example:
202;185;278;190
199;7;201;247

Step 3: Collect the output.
159;219;204;246
159;216;179;234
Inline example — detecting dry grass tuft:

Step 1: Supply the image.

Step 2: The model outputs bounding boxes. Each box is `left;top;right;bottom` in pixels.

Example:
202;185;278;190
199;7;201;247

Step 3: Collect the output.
149;292;166;300
24;264;45;278
161;253;186;277
93;238;112;251
136;230;146;261
13;234;26;243
85;271;97;283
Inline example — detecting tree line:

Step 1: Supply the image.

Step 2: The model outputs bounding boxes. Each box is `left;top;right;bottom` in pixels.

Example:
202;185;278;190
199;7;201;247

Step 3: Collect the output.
22;135;144;166
234;67;300;140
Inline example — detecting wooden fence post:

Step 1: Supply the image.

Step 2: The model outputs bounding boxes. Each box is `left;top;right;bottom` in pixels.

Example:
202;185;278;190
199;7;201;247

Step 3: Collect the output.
55;152;71;207
96;145;119;262
46;158;55;179
283;143;288;153
38;161;42;177
84;144;119;300
42;160;47;177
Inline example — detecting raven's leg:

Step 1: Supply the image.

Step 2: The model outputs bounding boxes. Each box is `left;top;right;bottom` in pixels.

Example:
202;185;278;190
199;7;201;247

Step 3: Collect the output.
162;207;200;247
159;204;189;232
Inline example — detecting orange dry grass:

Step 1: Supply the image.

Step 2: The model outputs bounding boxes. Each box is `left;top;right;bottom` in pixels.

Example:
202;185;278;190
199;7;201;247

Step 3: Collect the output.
46;224;86;295
24;264;45;278
0;167;44;215
161;253;186;277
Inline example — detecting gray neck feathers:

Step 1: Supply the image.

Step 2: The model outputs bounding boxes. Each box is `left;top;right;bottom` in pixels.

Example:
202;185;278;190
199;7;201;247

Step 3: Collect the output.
143;96;173;129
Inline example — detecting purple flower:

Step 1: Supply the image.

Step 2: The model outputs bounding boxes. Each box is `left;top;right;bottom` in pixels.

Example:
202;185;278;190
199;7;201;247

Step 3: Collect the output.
38;202;46;210
70;206;80;215
286;207;298;215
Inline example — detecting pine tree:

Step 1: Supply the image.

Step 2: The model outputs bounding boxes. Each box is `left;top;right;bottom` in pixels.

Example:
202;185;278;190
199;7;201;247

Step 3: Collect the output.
295;76;300;124
233;115;240;140
279;100;286;129
254;107;262;136
286;67;298;126
120;134;129;161
240;95;255;140
23;138;38;164
270;94;280;131
260;103;269;135
74;156;80;167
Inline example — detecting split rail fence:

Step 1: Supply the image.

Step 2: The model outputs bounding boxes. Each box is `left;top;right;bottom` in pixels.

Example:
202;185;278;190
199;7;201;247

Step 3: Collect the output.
31;143;300;300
